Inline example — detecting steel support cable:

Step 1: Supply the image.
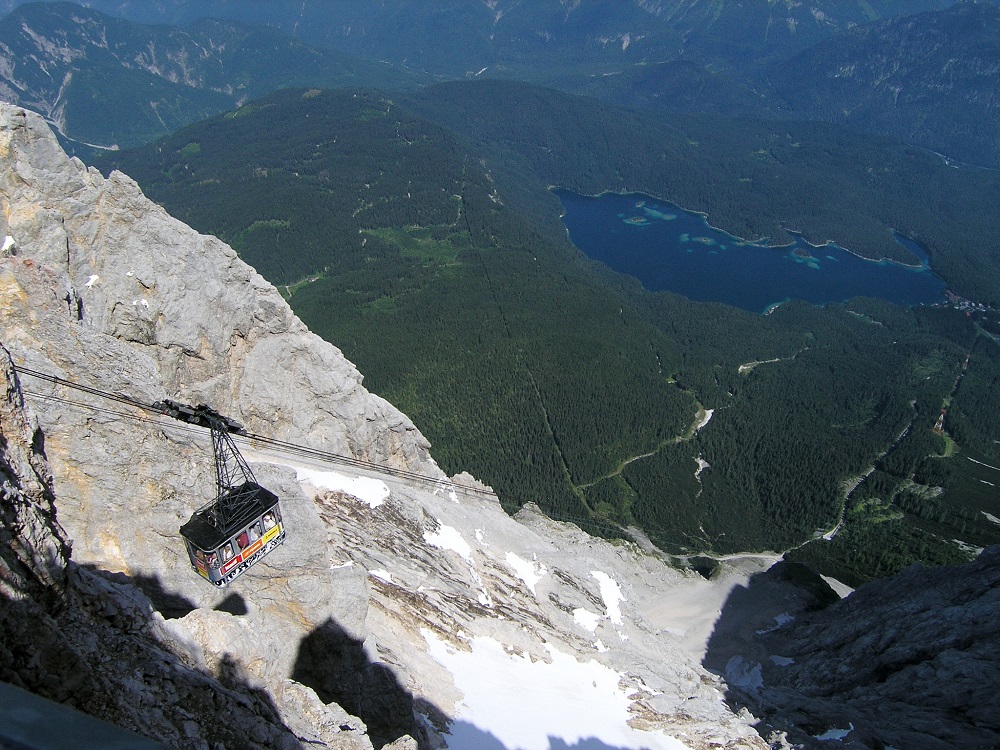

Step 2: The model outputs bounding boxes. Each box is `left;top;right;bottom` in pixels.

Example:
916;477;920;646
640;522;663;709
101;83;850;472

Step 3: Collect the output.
13;365;630;536
12;365;485;497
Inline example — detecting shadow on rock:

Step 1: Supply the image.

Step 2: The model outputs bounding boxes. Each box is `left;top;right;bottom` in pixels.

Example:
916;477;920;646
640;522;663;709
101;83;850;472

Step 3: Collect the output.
549;737;652;749
292;618;422;750
0;564;307;749
703;554;1000;749
703;560;838;682
214;591;248;615
442;721;509;750
129;571;199;619
433;723;641;750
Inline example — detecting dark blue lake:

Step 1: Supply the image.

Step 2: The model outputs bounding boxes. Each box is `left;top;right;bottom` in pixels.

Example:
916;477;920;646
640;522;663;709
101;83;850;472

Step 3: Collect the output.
555;189;947;314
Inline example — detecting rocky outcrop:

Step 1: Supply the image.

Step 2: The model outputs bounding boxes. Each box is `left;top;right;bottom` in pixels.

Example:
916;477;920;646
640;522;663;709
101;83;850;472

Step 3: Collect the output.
706;555;1000;749
0;344;362;749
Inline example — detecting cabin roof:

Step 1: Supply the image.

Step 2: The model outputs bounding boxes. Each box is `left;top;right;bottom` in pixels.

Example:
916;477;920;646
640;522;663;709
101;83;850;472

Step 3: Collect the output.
179;483;280;551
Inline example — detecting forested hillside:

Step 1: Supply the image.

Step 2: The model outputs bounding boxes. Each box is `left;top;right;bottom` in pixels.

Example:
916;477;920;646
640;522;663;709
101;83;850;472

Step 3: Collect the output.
98;85;1000;584
770;2;1000;168
406;80;1000;304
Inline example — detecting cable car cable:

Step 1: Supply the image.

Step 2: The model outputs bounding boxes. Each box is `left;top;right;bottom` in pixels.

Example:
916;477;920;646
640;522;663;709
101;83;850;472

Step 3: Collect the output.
13;365;628;536
13;364;490;497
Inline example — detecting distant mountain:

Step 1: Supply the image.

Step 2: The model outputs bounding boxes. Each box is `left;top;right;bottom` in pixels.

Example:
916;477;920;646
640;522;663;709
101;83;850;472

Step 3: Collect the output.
770;1;1000;167
0;1;420;149
549;58;776;117
0;1;966;78
647;0;958;72
6;0;995;158
8;0;689;75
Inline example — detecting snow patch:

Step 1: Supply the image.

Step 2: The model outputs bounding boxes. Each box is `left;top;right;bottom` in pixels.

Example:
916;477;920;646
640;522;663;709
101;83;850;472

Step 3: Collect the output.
982;512;1000;526
425;524;492;605
591;570;623;625
756;612;794;634
424;524;472;562
85;274;99;288
131;298;149;308
369;569;393;584
724;656;763;693
1;235;14;253
505;552;546;595
293;466;389;508
422;630;691;750
573;608;601;633
814;723;853;741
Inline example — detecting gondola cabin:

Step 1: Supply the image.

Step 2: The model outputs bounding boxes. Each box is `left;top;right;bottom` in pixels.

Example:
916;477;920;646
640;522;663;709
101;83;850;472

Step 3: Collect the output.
180;482;286;587
158;399;287;586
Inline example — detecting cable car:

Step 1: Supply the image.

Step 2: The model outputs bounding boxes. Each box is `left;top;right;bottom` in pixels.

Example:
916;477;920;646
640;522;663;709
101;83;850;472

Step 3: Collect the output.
156;400;287;587
180;482;285;587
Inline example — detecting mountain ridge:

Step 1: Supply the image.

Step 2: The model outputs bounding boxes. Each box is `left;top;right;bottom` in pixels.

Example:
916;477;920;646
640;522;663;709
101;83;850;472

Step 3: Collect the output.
0;1;421;149
771;1;1000;167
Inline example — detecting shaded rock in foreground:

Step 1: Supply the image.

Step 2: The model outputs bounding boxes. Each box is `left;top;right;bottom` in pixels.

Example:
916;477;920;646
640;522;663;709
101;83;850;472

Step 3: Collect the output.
707;550;1000;749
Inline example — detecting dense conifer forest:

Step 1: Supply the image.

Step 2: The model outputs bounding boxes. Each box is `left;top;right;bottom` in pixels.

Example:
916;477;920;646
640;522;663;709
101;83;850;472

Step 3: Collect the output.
98;85;1000;584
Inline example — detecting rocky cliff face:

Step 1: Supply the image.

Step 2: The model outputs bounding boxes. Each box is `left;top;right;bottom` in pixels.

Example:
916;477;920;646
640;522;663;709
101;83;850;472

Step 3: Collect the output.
0;100;767;749
705;556;1000;749
0;343;347;749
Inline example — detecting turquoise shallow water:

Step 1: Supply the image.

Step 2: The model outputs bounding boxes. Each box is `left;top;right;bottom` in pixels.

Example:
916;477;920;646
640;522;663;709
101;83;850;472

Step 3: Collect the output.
555;189;946;314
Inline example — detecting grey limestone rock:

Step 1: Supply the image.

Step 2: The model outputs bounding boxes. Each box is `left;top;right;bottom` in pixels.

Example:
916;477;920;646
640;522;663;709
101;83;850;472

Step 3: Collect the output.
706;554;1000;749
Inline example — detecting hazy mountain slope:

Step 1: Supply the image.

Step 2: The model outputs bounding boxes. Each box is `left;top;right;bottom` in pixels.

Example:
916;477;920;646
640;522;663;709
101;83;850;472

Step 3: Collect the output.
0;0;966;83
771;1;1000;167
0;99;766;750
9;0;687;75
0;1;420;149
644;0;956;72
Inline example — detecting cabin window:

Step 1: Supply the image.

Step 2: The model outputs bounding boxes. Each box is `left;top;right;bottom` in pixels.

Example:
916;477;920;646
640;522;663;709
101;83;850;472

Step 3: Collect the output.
247;521;262;543
219;541;235;562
